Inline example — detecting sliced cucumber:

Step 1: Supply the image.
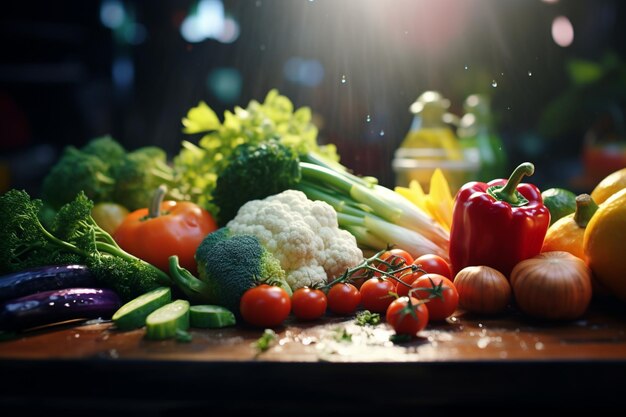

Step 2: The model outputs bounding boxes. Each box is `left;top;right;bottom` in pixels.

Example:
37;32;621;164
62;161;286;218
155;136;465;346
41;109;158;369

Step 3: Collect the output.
112;287;172;331
189;305;236;328
145;299;190;340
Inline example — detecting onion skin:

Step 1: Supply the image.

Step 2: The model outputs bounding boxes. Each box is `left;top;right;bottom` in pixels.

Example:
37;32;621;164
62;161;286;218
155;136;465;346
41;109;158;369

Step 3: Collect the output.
454;266;511;315
510;251;592;320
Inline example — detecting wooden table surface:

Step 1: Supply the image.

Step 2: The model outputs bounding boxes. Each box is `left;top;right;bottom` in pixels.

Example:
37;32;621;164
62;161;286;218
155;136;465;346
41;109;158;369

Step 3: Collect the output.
2;300;626;416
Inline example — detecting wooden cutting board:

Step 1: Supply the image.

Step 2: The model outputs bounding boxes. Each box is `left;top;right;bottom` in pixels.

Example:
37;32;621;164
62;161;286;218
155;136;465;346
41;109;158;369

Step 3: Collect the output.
1;301;625;415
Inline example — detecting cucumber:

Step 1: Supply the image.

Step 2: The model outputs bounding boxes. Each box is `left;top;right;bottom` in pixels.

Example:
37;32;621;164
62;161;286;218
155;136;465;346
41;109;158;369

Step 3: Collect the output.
189;305;236;328
145;299;190;340
112;287;172;331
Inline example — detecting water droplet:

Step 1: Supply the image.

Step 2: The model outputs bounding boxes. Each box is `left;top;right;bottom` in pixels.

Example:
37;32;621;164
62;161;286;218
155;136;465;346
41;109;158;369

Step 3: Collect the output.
500;72;504;76
379;130;385;136
491;80;498;88
340;75;347;84
366;114;371;123
535;342;544;350
64;303;70;308
74;333;80;338
478;323;484;328
464;65;468;70
528;71;532;76
477;337;491;349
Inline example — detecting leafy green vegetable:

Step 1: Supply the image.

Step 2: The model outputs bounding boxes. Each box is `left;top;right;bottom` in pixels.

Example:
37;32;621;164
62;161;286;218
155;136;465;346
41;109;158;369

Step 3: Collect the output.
111;146;180;211
0;189;171;301
41;145;116;210
212;139;301;225
168;227;290;313
253;329;277;352
174;89;339;214
41;136;180;212
355;310;381;326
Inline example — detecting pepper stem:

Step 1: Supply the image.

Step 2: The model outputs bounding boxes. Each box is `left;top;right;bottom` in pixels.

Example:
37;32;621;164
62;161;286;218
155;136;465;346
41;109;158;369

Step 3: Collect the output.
490;162;535;205
574;194;599;228
148;185;167;218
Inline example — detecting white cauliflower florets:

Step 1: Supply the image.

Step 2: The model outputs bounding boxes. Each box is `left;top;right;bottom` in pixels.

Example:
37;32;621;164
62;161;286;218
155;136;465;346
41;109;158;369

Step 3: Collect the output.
227;190;363;290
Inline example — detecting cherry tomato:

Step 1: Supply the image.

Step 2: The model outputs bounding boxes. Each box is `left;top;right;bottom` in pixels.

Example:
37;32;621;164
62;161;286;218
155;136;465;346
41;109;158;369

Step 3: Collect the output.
376;249;415;278
327;283;361;315
291;287;327;321
359;278;396;313
386;296;429;336
240;284;291;327
395;269;426;297
413;254;452;279
410;274;459;321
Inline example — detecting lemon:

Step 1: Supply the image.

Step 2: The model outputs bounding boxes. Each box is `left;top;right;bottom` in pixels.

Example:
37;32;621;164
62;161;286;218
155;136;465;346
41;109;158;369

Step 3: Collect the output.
91;202;130;235
590;167;626;204
583;188;626;301
541;188;577;225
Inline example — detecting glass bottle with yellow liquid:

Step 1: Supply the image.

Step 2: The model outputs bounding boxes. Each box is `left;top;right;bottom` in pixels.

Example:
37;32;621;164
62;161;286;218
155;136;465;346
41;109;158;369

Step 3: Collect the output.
393;91;479;193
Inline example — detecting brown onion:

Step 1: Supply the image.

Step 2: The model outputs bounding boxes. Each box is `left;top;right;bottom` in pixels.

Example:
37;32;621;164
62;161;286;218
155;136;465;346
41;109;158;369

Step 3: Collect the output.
454;266;511;315
510;251;592;320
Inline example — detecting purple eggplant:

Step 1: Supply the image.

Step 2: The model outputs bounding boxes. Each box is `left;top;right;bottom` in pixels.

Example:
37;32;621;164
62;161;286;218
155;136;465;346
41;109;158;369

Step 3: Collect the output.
0;265;96;303
0;288;122;331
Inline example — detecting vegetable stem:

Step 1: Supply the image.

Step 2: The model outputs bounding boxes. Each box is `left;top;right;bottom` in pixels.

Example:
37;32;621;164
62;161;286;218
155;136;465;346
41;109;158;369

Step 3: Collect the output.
168;255;214;303
148;185;168;218
574;194;599;228
489;162;534;206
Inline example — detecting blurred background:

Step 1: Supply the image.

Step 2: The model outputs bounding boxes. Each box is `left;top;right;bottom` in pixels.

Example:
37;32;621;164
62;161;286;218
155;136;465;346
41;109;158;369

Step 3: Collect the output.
1;0;626;195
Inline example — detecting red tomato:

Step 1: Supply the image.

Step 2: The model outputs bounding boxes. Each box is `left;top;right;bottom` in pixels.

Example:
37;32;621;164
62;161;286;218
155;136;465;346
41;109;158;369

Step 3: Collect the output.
240;284;291;327
291;287;327;321
359;278;396;313
413;254;452;279
375;249;415;278
327;283;361;315
410;274;459;321
395;269;426;297
386;296;429;336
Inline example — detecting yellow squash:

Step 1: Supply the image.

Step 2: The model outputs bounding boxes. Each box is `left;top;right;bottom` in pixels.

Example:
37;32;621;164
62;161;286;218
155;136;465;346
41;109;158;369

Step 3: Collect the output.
583;188;626;301
542;194;598;261
590;167;626;204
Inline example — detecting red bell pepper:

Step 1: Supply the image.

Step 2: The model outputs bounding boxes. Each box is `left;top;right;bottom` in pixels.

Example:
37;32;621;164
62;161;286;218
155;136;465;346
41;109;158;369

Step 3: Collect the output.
449;162;550;277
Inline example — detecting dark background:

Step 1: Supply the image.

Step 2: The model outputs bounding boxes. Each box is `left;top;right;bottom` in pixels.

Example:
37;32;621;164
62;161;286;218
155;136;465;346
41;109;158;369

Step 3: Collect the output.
1;0;625;195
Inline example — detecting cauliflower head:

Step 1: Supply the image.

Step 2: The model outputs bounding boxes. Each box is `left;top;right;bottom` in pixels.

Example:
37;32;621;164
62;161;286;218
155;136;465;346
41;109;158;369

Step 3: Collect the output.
226;190;363;290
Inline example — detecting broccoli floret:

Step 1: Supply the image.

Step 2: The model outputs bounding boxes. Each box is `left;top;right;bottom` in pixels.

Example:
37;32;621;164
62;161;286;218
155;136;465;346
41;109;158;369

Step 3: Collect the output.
0;189;171;301
41;146;116;210
168;227;290;313
111;146;179;211
81;135;127;166
212;140;301;226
